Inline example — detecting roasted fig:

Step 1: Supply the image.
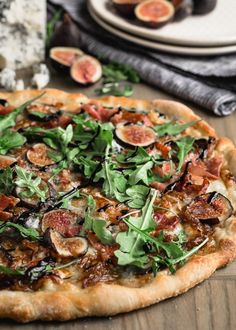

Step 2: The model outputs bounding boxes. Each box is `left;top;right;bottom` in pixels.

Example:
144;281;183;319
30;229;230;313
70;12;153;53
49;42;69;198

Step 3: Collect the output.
112;0;144;16
135;0;175;28
0;155;16;169
49;47;84;72
115;124;156;147
70;55;102;85
193;0;217;15
45;228;88;258
41;209;80;237
26;143;55;167
173;0;194;21
50;14;81;48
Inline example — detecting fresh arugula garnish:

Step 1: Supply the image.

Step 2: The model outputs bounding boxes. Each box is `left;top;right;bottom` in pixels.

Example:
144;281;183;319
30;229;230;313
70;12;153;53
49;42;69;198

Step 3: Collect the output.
117;147;151;165
0;221;40;240
154;120;199;137
94;147;127;201
115;189;208;273
93;219;114;245
0;93;45;131
95;82;134;97
0;130;26;155
95;62;140;97
0;265;25;276
74;156;99;178
80;195;96;235
102;62;140;83
0;167;14;195
15;166;48;202
125;161;154;186
115;190;158;267
175;136;195;172
125;185;150;209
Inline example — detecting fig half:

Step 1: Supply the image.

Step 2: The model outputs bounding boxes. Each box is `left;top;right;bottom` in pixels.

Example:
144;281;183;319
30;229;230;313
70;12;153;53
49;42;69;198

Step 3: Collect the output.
193;0;217;15
112;0;144;16
49;47;84;72
135;0;175;28
115;124;156;147
173;0;193;21
70;55;102;85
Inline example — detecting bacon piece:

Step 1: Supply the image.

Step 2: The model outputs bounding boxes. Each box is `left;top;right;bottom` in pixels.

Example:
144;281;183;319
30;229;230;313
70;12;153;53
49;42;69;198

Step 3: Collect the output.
112;110;152;126
0;195;19;221
155;142;171;158
41;209;80;237
188;156;223;180
184;192;233;225
0;155;16;169
153;213;179;232
82;104;118;122
87;232;118;262
0;105;14;115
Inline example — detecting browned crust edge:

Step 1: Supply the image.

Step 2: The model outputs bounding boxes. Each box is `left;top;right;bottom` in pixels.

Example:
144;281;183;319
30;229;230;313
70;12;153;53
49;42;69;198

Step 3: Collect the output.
0;91;235;322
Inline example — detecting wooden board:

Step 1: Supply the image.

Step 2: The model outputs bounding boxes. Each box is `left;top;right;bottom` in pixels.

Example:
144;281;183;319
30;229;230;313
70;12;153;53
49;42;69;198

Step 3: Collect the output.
1;71;236;329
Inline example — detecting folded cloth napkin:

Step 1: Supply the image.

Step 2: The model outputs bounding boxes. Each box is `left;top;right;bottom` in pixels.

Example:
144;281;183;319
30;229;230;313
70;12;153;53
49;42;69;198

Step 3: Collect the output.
49;0;236;116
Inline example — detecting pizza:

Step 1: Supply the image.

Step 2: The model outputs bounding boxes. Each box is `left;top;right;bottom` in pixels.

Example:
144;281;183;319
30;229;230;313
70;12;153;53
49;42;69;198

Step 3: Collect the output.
0;89;235;322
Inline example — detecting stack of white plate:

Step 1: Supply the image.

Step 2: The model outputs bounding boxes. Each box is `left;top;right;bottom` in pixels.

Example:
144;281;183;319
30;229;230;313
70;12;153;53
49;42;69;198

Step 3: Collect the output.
88;0;236;56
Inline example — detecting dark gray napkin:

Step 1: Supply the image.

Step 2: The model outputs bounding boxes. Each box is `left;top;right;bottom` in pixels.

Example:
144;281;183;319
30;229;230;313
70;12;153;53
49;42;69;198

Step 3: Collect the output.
49;0;236;116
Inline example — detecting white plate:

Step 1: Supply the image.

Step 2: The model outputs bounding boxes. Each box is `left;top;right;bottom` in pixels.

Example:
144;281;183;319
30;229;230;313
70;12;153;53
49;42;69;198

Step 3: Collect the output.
89;5;236;56
89;0;236;47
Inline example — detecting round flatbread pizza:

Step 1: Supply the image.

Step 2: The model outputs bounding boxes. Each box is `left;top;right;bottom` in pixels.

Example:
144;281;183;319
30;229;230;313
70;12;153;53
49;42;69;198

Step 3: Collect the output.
0;89;235;322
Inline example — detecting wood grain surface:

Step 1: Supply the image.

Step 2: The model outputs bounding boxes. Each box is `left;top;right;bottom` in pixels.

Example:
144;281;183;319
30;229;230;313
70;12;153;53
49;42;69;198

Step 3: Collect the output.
1;71;236;329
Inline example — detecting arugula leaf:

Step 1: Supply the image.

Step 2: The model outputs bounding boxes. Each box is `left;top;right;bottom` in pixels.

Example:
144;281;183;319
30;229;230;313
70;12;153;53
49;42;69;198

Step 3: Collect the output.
46;9;62;47
92;123;113;152
117;147;151;165
115;190;157;267
175;136;195;172
95;159;127;202
80;195;96;234
0;167;14;195
15;166;48;202
154;120;199;137
74;156;99;178
102;62;140;83
93;219;114;245
95;82;133;97
0;221;40;240
0;265;25;276
0;130;26;155
0;93;45;131
125;185;150;209
125;161;154;185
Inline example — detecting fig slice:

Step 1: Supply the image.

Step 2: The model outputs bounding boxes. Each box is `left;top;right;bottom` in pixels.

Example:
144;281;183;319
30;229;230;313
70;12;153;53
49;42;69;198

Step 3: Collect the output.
70;55;102;85
44;228;88;258
112;0;144;16
135;0;175;28
0;155;17;169
26;143;55;167
49;47;84;72
41;209;80;237
115;124;156;147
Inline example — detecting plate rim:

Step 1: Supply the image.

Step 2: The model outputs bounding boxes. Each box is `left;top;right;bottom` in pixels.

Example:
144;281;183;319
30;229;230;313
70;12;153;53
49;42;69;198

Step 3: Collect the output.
89;0;236;47
88;5;236;57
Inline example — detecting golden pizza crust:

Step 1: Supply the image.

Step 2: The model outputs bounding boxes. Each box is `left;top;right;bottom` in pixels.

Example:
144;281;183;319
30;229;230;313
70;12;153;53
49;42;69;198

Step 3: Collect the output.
0;90;235;322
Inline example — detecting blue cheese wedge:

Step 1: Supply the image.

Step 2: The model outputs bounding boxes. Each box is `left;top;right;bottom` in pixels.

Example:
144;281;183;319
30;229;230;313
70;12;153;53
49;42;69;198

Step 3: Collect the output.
0;0;46;70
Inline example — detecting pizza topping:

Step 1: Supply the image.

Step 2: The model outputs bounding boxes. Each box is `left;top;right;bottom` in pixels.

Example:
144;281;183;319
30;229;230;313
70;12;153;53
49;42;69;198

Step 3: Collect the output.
0;94;234;290
184;192;233;225
45;229;88;257
26;143;55;167
0;155;17;169
115;124;156;147
41;209;80;237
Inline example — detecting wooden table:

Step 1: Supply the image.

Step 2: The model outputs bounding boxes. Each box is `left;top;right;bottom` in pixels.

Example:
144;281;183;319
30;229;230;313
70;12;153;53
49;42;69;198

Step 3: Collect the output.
2;72;236;330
